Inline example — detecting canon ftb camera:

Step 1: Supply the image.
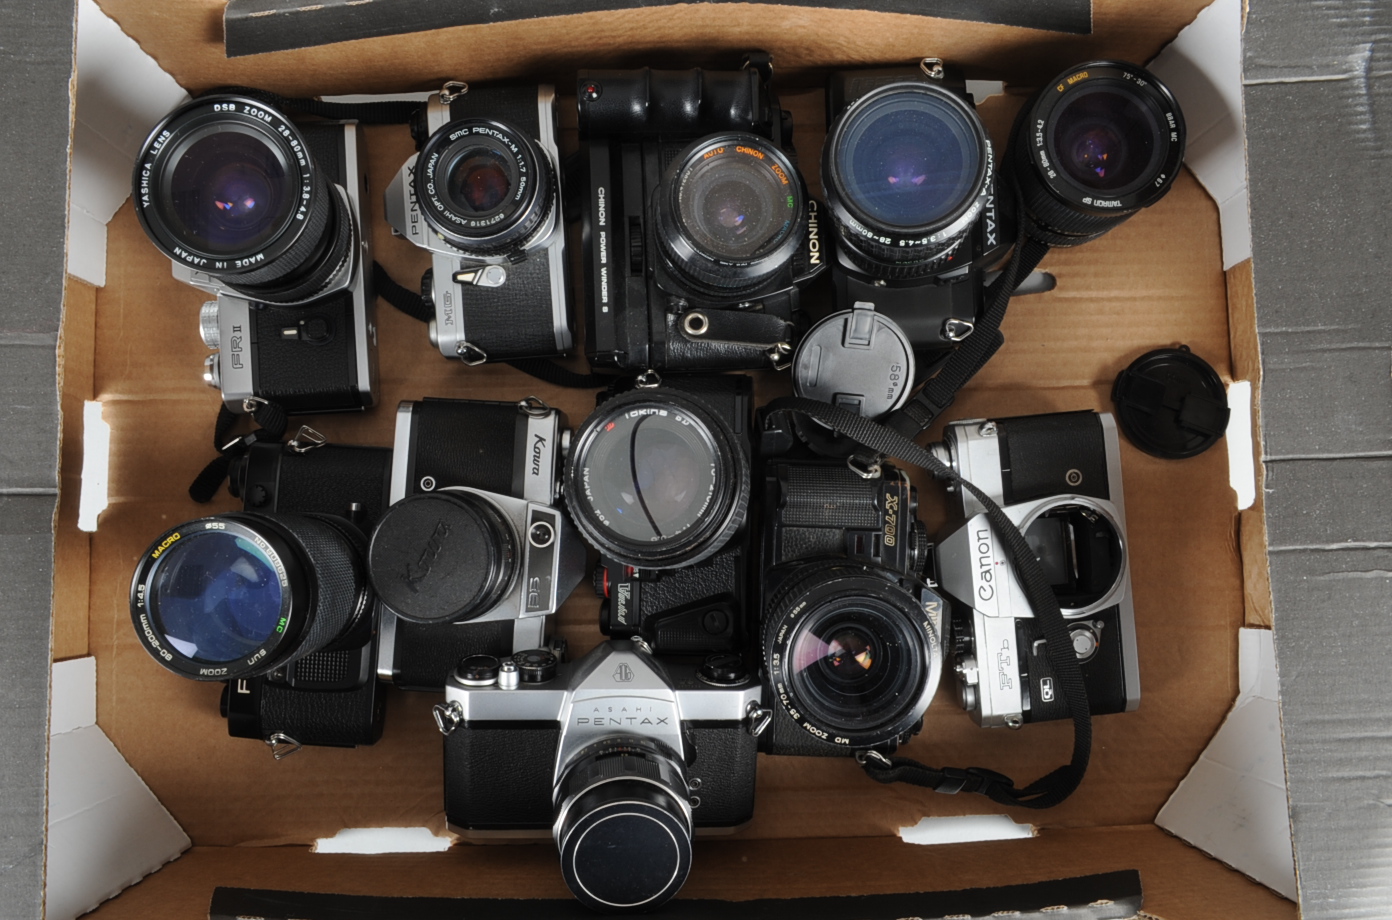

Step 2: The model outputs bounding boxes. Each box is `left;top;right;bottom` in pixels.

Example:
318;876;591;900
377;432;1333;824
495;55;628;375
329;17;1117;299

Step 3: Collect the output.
933;411;1140;728
578;59;823;374
386;83;572;365
133;93;378;415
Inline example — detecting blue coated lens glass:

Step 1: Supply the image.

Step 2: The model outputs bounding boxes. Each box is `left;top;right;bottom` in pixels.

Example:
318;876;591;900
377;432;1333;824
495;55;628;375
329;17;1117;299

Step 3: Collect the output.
1049;86;1161;195
148;530;283;664
835;90;981;229
169;129;291;255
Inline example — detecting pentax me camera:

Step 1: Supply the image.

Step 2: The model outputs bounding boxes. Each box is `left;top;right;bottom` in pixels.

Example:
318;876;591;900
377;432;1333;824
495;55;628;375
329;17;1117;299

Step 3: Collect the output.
133;93;378;415
385;83;572;365
933;411;1140;728
434;640;764;913
566;376;754;655
577;58;823;374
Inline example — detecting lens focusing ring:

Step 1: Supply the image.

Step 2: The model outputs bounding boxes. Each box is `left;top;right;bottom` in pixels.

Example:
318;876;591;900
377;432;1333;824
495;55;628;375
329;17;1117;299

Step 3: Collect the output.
1012;61;1185;246
414;117;555;254
824;82;991;280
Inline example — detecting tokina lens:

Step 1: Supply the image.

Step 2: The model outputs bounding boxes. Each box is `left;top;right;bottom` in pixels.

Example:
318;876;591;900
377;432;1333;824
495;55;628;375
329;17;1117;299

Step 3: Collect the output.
414;118;555;253
564;389;749;569
133;95;353;305
654;133;808;294
764;562;940;747
129;512;372;681
1012;61;1185;244
824;83;990;279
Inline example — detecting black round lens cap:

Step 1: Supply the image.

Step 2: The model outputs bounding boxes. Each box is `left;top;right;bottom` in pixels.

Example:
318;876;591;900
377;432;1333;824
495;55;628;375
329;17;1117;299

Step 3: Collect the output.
513;648;558;683
560;785;692;912
367;491;516;624
1112;346;1230;459
793;304;915;420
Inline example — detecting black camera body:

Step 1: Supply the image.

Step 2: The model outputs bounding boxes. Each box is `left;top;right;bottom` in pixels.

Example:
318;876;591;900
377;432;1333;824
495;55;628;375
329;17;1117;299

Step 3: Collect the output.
755;412;945;757
573;376;754;655
578;62;823;374
823;67;1011;357
385;84;572;364
932;411;1140;728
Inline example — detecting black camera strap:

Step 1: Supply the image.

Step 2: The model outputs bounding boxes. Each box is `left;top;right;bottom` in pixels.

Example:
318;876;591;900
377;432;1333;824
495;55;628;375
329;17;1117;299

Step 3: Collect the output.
198;86;422;125
765;396;1092;809
188;400;289;503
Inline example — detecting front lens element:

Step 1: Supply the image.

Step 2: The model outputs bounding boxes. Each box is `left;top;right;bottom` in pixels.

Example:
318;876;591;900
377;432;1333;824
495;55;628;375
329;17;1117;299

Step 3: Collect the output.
834;89;982;229
675;144;794;261
1049;86;1162;195
788;605;921;734
167;128;294;257
445;146;514;215
146;530;283;664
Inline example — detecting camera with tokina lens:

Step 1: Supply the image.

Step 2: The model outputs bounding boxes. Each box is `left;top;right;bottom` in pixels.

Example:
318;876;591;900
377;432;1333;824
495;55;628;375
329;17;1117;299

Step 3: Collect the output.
931;411;1140;728
384;82;572;366
755;410;946;757
432;638;765;913
577;55;824;375
132;93;378;415
565;375;754;655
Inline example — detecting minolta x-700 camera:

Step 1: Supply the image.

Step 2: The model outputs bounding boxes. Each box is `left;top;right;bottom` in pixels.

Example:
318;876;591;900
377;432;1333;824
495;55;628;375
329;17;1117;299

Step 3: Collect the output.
133;93;378;415
577;56;823;374
933;411;1140;728
385;83;572;365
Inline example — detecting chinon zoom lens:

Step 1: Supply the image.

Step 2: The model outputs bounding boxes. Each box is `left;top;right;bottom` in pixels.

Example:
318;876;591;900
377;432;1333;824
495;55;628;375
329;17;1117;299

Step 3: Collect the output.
129;513;372;681
414;119;555;253
1021;499;1127;615
764;562;941;748
133;95;353;304
1012;61;1185;244
824;83;990;279
655;133;808;294
564;389;749;568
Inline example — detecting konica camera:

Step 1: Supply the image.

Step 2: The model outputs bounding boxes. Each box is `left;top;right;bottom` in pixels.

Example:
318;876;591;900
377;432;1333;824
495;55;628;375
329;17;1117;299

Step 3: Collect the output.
756;411;946;756
565;376;754;654
577;57;823;374
385;82;572;365
132;93;378;415
433;639;764;912
932;411;1140;728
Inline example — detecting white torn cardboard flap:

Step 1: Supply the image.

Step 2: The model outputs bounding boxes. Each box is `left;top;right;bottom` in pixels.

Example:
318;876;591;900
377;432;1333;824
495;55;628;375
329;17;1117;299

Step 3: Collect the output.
78;400;110;532
1225;381;1256;512
314;826;453;854
46;658;191;920
1156;628;1296;900
900;814;1035;846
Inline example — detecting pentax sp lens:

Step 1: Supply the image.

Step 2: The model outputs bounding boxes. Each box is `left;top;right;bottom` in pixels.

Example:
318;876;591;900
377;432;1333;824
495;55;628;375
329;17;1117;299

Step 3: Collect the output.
414;118;555;254
564;389;749;569
1012;61;1185;244
129;512;372;681
824;83;991;279
655;133;808;294
133;95;353;304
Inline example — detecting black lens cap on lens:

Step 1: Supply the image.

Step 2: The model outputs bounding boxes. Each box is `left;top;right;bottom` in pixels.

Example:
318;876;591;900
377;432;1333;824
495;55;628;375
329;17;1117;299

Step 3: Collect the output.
367;491;517;624
792;303;915;420
1112;346;1230;459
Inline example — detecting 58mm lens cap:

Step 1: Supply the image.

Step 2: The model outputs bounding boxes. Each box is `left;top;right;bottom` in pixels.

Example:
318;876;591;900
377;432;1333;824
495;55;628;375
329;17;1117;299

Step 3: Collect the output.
793;302;915;419
1112;346;1230;459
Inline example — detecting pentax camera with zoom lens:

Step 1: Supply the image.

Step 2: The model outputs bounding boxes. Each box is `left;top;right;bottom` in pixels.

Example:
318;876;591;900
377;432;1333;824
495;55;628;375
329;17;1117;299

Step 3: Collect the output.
433;639;763;913
756;412;945;756
133;93;378;415
371;397;585;690
385;83;572;365
577;58;823;374
933;411;1140;728
821;62;1010;356
566;376;754;655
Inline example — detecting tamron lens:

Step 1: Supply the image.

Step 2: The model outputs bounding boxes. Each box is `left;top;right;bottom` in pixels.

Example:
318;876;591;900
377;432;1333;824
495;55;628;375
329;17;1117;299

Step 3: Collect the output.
1012;60;1185;244
129;513;372;681
823;79;991;279
133;95;355;304
564;387;750;569
654;133;808;295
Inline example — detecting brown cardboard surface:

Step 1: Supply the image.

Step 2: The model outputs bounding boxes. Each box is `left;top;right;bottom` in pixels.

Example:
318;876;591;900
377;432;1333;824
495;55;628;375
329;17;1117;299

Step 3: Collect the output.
84;827;1294;920
85;86;1246;847
54;276;96;663
91;1;1214;96
1227;260;1274;629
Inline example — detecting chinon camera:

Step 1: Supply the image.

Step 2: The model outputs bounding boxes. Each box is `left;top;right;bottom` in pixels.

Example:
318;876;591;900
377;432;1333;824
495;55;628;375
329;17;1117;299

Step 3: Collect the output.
385;82;572;365
132;93;378;415
932;411;1140;728
434;639;764;913
756;412;945;756
565;376;753;654
577;57;823;374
